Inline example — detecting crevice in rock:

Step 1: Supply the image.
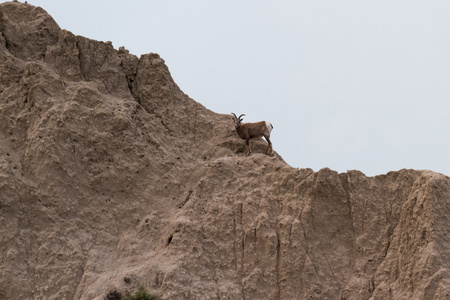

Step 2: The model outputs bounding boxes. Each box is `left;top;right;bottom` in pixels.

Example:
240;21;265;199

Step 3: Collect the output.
75;39;85;81
166;234;173;246
178;190;193;209
118;57;137;101
1;30;9;50
125;73;134;95
384;238;391;258
232;213;238;270
239;202;246;299
288;221;293;246
276;228;281;300
125;58;154;120
368;277;375;298
2;27;13;55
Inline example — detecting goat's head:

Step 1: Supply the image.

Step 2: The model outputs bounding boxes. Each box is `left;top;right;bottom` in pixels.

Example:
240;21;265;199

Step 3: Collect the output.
231;113;245;129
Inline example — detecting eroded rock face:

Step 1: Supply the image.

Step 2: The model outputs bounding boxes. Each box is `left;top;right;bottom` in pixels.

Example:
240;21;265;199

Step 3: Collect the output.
1;2;449;300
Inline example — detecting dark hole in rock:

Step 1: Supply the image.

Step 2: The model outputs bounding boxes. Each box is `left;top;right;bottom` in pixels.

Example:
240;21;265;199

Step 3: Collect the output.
106;289;122;300
167;235;173;246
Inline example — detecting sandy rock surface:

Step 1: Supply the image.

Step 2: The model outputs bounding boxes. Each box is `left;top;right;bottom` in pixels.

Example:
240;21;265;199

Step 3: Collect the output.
1;2;449;299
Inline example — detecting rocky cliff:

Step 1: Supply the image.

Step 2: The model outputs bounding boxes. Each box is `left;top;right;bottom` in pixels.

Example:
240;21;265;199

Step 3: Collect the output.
1;2;449;299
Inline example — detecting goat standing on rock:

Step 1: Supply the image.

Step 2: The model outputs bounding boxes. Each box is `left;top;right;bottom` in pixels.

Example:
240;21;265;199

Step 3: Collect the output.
231;113;273;156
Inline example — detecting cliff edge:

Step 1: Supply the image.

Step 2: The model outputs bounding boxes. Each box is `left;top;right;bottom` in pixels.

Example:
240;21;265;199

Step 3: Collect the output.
1;2;449;299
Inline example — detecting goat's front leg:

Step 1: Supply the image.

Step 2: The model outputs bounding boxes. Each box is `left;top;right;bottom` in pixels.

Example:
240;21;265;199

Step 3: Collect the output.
245;139;251;156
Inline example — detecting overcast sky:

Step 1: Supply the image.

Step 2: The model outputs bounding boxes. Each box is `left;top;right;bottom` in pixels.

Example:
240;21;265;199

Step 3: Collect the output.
31;0;449;176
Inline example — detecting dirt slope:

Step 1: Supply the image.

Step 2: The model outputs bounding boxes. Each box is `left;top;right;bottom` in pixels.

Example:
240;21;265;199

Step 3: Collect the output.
1;2;449;299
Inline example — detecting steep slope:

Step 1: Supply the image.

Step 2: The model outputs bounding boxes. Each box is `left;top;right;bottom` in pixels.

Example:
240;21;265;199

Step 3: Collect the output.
0;2;449;300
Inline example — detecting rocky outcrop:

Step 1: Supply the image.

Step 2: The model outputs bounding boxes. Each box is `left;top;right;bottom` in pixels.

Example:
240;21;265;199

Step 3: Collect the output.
1;2;449;299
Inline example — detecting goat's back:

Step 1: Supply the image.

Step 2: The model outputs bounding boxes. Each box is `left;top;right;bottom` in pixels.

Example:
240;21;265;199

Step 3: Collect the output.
240;121;272;138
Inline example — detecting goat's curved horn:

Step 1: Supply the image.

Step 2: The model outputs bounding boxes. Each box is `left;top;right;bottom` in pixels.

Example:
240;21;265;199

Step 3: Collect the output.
231;113;237;119
238;114;245;120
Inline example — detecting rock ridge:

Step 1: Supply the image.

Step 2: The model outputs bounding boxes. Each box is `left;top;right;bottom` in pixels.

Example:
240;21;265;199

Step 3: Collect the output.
1;2;449;300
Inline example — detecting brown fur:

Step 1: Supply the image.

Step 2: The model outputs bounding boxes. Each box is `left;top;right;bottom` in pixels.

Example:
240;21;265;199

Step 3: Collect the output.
231;113;273;156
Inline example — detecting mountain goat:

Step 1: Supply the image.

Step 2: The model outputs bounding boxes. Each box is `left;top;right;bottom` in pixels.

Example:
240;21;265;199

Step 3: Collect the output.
231;113;273;156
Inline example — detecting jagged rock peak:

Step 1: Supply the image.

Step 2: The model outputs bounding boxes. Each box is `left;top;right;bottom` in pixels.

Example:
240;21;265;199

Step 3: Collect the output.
1;3;449;300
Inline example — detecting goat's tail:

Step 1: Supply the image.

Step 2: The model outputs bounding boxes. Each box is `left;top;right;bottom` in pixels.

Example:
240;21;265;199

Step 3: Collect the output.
265;121;273;133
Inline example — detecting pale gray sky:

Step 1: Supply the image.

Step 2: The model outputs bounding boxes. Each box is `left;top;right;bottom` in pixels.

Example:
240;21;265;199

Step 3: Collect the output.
31;0;449;176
